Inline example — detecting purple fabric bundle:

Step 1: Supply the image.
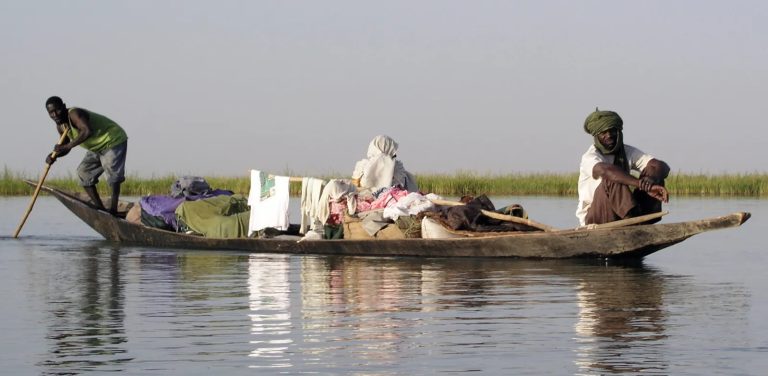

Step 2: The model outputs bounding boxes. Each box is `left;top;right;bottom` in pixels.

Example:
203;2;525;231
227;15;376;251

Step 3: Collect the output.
140;189;233;231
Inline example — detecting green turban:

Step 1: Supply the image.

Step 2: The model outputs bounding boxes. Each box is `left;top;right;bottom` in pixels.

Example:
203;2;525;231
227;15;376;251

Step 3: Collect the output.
584;109;623;136
583;108;629;171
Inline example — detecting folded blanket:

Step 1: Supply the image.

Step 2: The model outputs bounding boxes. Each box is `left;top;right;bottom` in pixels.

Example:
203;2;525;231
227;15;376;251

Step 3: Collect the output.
175;195;250;238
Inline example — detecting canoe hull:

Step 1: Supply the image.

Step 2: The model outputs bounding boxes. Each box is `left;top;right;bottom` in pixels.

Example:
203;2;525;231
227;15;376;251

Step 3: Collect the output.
35;182;750;259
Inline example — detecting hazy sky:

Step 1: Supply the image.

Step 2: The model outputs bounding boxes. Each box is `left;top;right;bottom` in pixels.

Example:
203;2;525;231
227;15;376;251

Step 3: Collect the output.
2;1;766;179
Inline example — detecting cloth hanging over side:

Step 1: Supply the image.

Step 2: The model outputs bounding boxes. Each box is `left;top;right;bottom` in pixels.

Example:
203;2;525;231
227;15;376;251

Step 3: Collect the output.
316;179;357;225
248;170;290;234
300;177;326;234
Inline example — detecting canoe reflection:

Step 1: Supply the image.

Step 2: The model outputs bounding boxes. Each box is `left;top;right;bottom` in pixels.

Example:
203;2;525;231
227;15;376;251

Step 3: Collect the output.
36;248;671;374
39;245;130;374
246;255;668;373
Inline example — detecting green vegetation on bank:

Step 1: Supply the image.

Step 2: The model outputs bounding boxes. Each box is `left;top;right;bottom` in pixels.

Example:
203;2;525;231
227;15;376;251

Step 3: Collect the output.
418;172;767;197
2;167;765;197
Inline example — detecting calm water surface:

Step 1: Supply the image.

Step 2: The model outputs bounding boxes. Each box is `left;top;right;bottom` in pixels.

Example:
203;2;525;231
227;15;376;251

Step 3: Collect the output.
0;196;766;375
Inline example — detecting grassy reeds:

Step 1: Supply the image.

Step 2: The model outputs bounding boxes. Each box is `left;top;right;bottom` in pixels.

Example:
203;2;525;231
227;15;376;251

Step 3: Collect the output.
666;173;767;196
1;168;765;197
416;172;580;196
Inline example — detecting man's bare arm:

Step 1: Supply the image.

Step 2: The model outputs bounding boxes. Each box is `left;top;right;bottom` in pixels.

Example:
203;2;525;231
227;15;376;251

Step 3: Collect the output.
592;162;637;186
592;160;669;203
54;109;91;154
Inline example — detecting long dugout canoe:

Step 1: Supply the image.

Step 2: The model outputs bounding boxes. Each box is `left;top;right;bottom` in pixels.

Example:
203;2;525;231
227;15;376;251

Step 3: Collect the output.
29;181;750;259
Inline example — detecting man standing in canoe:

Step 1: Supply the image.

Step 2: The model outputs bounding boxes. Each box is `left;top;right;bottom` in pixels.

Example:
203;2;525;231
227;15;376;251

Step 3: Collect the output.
45;96;128;216
576;108;670;226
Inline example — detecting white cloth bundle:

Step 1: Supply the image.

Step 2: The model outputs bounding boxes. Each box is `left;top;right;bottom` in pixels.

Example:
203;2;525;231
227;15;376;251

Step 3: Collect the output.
248;169;290;234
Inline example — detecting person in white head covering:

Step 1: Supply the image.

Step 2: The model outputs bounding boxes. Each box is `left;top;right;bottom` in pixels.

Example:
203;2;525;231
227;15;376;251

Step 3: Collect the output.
351;135;418;197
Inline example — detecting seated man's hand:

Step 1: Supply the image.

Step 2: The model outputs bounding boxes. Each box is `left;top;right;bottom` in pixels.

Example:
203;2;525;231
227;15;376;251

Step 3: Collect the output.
638;176;657;192
648;185;669;203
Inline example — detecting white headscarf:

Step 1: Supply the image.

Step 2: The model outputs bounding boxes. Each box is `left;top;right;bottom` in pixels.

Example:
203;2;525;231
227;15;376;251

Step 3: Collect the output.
366;135;398;159
353;135;418;194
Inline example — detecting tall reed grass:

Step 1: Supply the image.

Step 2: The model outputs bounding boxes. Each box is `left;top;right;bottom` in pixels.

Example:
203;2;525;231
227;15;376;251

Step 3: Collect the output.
1;168;765;197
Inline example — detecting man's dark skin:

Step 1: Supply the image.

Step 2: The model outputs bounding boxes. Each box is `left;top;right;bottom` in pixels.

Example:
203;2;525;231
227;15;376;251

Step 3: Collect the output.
591;128;670;203
46;101;121;215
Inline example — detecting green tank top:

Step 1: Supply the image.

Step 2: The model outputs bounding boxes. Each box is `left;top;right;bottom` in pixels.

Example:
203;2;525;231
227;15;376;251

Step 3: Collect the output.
67;108;128;152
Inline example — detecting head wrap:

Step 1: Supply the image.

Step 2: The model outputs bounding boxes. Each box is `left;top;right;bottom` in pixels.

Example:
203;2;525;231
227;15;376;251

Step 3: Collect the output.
583;108;629;172
355;135;398;194
584;109;623;136
366;135;398;158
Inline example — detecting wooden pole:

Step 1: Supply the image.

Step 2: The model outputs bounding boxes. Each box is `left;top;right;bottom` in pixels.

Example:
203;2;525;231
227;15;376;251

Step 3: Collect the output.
13;129;69;238
579;211;669;230
430;198;558;232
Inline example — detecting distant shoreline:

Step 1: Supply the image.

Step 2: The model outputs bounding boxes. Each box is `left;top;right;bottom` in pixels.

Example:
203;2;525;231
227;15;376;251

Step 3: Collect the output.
2;170;765;197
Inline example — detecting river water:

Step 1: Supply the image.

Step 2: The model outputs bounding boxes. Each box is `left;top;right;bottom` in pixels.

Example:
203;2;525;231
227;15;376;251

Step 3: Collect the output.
0;195;765;375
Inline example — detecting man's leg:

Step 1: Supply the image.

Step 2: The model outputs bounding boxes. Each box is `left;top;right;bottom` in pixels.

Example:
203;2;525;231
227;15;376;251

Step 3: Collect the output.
109;182;121;216
78;152;106;210
101;142;128;216
83;185;106;210
585;180;636;225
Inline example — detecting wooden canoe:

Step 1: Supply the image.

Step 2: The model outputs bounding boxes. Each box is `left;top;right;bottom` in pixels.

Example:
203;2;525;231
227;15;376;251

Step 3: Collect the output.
30;181;750;259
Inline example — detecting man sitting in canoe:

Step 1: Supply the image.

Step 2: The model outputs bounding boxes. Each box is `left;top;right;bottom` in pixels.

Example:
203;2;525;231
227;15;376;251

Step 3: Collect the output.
576;109;670;226
45;96;128;216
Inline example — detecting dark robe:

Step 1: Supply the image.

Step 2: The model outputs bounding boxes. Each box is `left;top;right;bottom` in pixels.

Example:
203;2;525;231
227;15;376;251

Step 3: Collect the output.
585;168;663;225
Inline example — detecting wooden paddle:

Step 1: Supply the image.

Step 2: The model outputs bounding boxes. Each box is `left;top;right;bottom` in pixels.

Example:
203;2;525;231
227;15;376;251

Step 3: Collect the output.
13;129;69;238
579;211;669;230
429;198;558;232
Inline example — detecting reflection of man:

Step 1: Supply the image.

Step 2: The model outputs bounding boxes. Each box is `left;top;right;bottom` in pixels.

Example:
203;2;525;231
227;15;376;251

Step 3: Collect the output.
574;266;667;374
44;246;127;372
576;109;670;226
45;96;128;215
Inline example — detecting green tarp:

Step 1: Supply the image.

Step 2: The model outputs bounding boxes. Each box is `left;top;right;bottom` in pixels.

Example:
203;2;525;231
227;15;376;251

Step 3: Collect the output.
175;195;250;238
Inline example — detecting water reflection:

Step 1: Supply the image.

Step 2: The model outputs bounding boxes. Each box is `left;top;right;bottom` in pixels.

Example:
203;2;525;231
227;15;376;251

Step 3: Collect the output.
247;254;293;369
300;256;415;366
29;247;747;374
573;265;667;374
39;245;130;375
291;257;672;374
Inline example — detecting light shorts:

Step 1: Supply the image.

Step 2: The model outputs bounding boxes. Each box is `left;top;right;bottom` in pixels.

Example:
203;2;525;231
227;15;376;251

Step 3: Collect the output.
77;141;128;186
